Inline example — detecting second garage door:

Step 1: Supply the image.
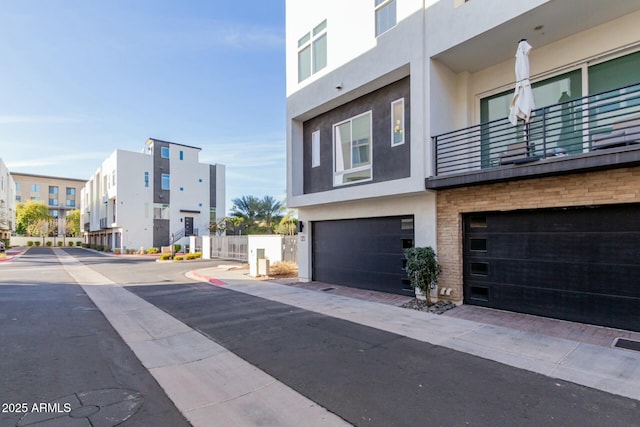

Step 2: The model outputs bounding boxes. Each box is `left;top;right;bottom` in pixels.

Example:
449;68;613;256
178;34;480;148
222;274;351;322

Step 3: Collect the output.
463;204;640;332
312;216;414;295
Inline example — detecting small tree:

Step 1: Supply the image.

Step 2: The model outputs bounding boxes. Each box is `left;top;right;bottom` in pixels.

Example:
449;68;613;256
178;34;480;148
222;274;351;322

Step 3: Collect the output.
16;201;51;236
65;209;81;237
405;246;442;305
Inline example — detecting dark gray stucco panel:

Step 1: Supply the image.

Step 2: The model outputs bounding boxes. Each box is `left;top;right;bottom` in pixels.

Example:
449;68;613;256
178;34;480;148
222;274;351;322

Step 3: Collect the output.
153;141;171;204
153;219;170;248
303;76;411;194
209;165;217;208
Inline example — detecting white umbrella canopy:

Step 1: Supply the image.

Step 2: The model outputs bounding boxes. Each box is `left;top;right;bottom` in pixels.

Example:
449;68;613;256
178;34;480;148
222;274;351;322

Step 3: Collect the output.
508;39;535;126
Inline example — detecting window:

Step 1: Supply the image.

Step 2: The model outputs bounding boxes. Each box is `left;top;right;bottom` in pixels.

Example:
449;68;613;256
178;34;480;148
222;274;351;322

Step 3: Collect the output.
66;200;75;207
16;195;21;202
144;172;149;188
66;187;76;197
49;198;59;206
16;183;21;191
198;178;203;183
31;196;40;201
375;0;396;37
153;204;170;220
31;184;40;192
49;186;58;194
298;19;327;82
391;98;405;146
180;187;184;192
333;111;373;186
311;130;320;167
50;210;58;218
161;146;170;158
179;150;184;160
161;173;170;190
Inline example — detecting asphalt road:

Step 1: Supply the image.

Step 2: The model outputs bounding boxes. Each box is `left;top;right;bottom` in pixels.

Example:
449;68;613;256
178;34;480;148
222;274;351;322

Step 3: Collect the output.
126;282;640;427
2;248;639;427
0;247;190;427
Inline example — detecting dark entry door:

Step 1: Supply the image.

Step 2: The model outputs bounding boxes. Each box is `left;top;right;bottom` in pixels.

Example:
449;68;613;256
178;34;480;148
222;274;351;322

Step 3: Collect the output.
463;204;640;332
184;217;194;236
312;216;414;295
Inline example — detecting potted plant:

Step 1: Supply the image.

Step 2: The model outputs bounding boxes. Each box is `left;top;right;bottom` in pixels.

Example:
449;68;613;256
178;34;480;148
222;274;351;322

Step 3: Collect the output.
405;246;442;305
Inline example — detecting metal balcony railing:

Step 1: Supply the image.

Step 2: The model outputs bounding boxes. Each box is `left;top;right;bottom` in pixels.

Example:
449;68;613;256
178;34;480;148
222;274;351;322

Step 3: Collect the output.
433;82;640;176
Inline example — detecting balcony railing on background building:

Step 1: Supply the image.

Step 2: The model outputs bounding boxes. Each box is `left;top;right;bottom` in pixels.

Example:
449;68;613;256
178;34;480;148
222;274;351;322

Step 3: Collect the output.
433;82;640;176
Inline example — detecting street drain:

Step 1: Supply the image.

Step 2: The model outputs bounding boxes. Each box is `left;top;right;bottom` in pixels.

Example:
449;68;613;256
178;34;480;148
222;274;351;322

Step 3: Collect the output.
321;287;335;292
17;388;142;427
613;337;640;352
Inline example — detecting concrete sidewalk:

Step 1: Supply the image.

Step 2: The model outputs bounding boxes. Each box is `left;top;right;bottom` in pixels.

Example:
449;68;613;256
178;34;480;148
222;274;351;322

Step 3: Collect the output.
188;266;640;403
56;252;348;427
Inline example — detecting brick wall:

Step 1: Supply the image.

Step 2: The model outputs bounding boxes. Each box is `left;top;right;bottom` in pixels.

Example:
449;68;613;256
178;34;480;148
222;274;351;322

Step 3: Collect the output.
437;166;640;302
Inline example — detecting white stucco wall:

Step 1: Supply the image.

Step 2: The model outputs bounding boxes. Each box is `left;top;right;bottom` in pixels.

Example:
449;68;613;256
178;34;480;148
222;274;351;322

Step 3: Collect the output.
248;235;284;277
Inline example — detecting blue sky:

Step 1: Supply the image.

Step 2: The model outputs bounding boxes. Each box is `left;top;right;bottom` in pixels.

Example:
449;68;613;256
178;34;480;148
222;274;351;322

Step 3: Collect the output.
0;0;286;214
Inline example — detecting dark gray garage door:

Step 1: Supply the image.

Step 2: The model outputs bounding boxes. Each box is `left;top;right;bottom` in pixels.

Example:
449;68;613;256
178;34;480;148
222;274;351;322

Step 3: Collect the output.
463;204;640;332
312;216;414;295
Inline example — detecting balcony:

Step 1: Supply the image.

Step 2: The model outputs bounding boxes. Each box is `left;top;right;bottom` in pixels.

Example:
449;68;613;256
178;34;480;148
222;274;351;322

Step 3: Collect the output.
428;83;640;189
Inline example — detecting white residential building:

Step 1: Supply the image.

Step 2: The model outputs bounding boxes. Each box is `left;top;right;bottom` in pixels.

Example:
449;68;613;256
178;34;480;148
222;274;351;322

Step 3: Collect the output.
287;0;640;332
81;138;225;251
0;158;16;240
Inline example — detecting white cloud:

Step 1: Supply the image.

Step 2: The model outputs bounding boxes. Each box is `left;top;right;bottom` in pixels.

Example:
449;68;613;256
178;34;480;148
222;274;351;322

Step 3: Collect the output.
7;152;109;170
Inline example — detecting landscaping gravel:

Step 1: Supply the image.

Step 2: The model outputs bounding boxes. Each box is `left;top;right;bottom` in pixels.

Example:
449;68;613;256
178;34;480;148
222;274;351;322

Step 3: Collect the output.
401;299;457;315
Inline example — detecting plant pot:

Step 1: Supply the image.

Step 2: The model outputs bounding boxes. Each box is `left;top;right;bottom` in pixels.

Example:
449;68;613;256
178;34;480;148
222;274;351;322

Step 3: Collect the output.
430;285;438;303
415;288;427;301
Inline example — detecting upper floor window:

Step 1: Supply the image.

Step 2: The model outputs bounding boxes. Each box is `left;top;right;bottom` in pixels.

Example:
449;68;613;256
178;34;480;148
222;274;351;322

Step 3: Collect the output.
298;19;327;82
16;195;21;202
391;98;405;146
49;198;59;206
161;173;170;190
375;0;397;37
333;111;373;186
31;196;40;201
31;184;40;193
49;186;58;195
144;172;149;188
66;200;76;207
16;183;21;191
66;187;76;197
161;146;170;158
311;130;320;167
179;150;184;160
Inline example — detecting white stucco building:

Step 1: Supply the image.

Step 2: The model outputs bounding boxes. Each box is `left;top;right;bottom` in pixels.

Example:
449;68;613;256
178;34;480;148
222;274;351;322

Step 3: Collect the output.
81;138;225;251
287;0;640;331
0;158;16;240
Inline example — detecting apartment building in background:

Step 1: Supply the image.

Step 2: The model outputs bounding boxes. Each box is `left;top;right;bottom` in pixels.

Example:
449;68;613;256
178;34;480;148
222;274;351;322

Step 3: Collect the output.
286;0;640;332
0;158;16;239
81;138;225;252
11;172;85;236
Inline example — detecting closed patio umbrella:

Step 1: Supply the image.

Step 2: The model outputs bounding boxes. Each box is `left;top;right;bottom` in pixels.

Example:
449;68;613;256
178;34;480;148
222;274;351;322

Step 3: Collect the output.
509;39;535;126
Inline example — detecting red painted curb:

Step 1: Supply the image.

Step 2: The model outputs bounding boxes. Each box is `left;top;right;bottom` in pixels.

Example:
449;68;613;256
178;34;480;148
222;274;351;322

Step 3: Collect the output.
208;278;228;286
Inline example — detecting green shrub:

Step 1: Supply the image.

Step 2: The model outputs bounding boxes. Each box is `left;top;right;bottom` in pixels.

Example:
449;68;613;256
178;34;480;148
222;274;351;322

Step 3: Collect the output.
57;241;64;247
45;241;52;247
174;255;184;261
405;246;442;305
174;244;181;253
96;245;104;251
159;253;172;261
35;241;41;247
68;241;74;247
114;248;121;255
146;247;159;254
27;241;34;246
76;242;82;247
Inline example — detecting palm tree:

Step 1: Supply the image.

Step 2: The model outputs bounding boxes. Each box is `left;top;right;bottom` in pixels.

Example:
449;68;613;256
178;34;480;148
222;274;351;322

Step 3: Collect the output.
230;195;262;232
259;195;283;230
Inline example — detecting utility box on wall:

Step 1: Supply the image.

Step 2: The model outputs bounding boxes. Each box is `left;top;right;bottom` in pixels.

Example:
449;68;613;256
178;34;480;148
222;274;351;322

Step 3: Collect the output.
248;235;283;277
